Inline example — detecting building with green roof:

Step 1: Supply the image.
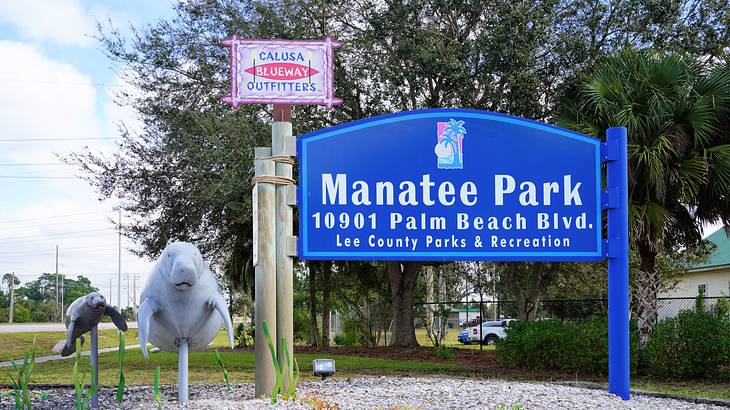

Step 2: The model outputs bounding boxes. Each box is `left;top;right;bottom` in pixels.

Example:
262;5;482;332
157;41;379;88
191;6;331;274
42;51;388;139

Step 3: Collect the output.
658;227;730;318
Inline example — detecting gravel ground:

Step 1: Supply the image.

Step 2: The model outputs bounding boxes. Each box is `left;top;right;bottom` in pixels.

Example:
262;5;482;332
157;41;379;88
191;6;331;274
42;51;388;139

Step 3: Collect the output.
0;377;725;409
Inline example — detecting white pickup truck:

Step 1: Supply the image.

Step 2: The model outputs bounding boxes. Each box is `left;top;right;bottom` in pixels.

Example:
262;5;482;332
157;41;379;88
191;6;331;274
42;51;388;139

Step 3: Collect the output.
459;319;515;345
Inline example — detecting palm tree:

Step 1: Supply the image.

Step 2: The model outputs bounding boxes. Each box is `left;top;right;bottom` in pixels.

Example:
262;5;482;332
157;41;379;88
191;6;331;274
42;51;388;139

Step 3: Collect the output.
556;48;730;350
440;119;466;167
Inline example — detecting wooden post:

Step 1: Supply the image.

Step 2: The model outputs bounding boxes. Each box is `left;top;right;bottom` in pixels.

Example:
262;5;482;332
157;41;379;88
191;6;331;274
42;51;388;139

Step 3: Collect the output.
272;104;294;385
254;147;276;397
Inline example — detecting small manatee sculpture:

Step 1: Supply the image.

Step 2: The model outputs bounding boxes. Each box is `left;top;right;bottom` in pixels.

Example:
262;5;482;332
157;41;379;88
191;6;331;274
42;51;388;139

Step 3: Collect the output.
137;241;234;358
61;292;128;357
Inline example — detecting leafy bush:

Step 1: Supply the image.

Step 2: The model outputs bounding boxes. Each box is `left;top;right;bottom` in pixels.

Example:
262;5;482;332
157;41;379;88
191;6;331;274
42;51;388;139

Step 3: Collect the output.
434;345;454;360
713;297;729;318
333;318;360;346
642;308;730;378
496;318;638;374
234;323;254;348
293;307;310;343
333;329;359;346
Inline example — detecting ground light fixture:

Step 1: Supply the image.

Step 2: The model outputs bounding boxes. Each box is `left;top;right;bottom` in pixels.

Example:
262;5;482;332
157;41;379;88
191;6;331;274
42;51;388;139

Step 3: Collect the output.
312;359;336;380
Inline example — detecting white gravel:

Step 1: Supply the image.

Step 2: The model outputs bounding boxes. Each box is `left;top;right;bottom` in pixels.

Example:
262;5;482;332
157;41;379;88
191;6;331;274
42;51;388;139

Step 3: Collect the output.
1;377;725;409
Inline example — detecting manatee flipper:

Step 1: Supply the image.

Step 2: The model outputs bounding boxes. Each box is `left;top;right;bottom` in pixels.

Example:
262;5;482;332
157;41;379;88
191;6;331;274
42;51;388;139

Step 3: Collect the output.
61;320;77;357
207;294;234;349
137;298;160;359
105;305;128;331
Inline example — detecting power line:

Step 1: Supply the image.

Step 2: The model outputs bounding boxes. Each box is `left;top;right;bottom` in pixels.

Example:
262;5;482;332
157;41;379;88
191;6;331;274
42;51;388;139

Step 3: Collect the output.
0;219;115;229
0;137;120;142
0;211;107;224
0;78;120;87
0;163;67;166
0;176;78;179
0;228;115;241
0;232;120;245
0;244;121;254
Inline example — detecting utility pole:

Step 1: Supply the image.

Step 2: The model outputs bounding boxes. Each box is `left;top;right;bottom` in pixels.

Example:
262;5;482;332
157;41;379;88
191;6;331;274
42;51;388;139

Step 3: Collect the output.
9;272;15;323
133;274;137;308
126;272;130;309
55;245;59;321
109;279;113;307
60;274;65;325
118;209;121;309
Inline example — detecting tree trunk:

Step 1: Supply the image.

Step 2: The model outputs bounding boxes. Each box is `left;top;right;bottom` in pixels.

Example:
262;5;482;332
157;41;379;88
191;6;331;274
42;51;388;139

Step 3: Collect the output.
308;262;320;347
423;265;436;346
516;292;541;322
636;246;660;351
321;261;332;347
387;261;422;347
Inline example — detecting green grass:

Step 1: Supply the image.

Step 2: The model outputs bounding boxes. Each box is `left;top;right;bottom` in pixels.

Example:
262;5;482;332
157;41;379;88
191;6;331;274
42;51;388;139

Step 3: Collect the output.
632;382;730;401
17;349;467;386
0;329;139;362
412;328;495;350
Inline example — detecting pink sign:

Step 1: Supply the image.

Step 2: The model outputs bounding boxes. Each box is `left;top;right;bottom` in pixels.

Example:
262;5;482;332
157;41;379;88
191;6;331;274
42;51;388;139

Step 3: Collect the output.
221;37;342;109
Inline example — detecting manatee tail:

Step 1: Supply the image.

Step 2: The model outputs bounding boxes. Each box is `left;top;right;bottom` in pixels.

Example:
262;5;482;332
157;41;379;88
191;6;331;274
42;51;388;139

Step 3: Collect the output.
208;294;234;349
137;298;159;360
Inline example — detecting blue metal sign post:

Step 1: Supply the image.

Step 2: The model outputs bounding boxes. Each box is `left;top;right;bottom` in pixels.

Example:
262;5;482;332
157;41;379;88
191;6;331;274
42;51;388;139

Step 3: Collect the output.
298;109;630;399
605;127;630;400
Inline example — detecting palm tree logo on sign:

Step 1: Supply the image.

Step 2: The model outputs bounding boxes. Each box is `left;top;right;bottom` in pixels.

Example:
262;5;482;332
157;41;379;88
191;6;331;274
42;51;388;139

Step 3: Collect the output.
434;119;466;169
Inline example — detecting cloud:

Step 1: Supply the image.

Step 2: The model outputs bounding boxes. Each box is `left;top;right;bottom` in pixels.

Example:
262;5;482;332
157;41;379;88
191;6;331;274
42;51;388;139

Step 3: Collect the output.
0;0;96;47
0;41;151;304
0;41;101;162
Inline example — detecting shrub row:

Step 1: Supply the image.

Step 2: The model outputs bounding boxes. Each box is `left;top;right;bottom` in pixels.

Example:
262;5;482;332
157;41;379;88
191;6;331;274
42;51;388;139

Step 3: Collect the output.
496;300;730;378
642;307;730;378
495;317;639;374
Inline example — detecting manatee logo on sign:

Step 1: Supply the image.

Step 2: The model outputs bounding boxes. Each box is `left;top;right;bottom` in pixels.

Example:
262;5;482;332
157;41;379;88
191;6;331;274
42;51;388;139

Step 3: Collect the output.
221;37;341;108
298;109;603;261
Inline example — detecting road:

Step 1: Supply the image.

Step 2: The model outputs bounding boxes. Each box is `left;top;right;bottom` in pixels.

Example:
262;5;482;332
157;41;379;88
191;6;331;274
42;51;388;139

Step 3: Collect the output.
0;322;139;333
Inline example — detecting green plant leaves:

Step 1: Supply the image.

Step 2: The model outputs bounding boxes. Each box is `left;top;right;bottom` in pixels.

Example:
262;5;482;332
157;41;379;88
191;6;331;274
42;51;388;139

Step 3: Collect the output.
9;335;35;410
261;320;299;403
72;337;99;410
116;331;126;402
153;365;162;409
214;349;232;393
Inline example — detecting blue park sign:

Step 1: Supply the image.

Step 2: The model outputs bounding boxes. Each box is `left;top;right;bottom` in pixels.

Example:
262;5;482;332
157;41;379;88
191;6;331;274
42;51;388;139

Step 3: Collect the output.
298;109;602;261
297;108;631;401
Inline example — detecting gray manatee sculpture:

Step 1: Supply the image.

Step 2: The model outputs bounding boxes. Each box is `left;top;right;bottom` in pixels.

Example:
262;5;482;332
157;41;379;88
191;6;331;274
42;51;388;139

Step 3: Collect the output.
62;292;128;357
137;241;234;359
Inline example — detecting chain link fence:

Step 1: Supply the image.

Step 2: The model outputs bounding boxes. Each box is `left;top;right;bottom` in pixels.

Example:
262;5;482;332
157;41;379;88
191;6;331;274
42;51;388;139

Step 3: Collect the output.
411;296;729;330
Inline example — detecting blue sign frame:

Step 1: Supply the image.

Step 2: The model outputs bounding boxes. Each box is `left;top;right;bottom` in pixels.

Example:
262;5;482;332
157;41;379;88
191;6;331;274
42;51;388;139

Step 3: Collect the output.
296;108;631;401
298;109;603;262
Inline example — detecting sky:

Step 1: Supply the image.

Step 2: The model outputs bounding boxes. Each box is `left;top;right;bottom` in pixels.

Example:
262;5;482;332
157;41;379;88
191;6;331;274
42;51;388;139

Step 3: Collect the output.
0;0;177;308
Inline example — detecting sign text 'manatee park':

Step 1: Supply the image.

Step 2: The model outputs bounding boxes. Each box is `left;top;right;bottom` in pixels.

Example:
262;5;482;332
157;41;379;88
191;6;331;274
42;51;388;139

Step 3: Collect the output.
297;109;603;262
